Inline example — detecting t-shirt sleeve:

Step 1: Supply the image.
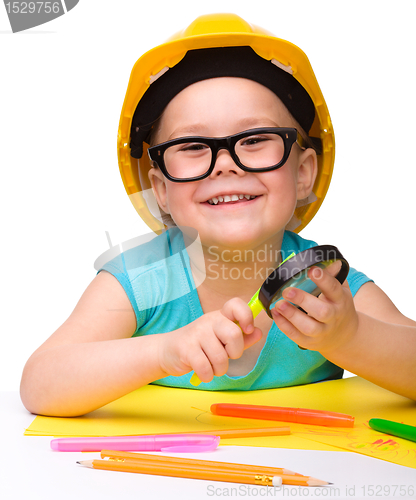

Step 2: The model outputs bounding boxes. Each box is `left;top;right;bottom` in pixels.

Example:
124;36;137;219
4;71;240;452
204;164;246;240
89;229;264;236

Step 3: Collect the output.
346;266;373;297
95;228;195;336
97;253;143;334
283;231;373;297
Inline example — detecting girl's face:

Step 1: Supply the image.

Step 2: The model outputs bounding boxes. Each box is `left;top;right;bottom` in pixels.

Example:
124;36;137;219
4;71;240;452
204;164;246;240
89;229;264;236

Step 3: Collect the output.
149;77;317;252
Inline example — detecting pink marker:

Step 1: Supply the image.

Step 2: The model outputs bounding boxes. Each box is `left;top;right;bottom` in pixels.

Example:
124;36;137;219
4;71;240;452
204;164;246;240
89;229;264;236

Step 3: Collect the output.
50;434;220;452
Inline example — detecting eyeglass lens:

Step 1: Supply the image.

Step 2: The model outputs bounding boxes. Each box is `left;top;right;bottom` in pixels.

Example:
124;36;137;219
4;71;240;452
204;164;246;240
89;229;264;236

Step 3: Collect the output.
163;132;286;179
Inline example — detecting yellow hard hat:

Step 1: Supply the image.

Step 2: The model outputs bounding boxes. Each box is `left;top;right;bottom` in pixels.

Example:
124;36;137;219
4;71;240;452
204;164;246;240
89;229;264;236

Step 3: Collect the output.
118;13;334;235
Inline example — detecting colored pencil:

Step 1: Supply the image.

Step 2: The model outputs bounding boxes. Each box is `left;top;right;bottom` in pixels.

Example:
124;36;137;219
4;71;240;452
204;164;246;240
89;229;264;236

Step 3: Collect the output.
98;451;331;485
100;449;298;476
77;459;284;486
78;459;331;486
189;427;291;438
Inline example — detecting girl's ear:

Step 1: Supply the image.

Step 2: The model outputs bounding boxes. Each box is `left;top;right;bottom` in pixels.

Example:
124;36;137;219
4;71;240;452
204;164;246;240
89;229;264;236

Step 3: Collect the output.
296;148;318;201
148;168;170;214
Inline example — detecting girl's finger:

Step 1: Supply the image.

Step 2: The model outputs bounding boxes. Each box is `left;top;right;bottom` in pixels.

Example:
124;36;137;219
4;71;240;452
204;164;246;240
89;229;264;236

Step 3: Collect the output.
221;297;255;334
271;308;308;347
281;286;334;324
273;299;323;338
307;266;344;303
190;349;215;383
200;333;233;375
214;320;245;360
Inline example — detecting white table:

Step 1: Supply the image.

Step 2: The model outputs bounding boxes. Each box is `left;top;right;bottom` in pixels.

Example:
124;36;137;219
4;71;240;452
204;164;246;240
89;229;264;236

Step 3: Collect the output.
1;392;415;500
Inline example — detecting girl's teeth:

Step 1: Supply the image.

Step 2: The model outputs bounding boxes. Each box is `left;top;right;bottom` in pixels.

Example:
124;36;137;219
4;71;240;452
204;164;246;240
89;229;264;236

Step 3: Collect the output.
207;194;258;204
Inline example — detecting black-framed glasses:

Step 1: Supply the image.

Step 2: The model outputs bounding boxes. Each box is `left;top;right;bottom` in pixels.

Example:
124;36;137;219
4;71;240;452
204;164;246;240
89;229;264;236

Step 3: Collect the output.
147;127;306;183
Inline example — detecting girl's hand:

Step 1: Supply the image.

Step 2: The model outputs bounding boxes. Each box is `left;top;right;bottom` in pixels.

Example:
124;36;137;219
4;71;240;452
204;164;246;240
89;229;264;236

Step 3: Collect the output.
271;265;359;354
156;298;262;383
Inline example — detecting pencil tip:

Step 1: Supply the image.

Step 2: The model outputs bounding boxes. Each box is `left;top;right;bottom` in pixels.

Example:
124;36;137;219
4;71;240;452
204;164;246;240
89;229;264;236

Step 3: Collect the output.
308;478;331;486
76;460;94;468
283;468;296;475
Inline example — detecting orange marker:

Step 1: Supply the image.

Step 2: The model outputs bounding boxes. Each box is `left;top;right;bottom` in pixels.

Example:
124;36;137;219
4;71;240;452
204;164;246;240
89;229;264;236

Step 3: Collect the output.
211;403;354;427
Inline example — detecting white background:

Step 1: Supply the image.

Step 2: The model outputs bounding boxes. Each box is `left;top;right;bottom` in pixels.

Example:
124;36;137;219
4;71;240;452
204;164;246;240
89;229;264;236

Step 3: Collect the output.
1;1;415;392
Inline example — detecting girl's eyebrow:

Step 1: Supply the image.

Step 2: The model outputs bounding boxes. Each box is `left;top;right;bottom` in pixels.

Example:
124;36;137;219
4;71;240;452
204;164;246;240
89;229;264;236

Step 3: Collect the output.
168;118;281;140
168;124;208;140
236;117;281;130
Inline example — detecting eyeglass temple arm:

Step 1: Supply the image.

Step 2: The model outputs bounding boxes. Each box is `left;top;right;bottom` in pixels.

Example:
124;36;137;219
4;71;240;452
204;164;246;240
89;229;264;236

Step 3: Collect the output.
297;132;322;155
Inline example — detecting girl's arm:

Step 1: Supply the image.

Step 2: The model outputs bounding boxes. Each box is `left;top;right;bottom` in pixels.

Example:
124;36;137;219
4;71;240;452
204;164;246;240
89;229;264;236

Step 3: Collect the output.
272;273;416;400
329;281;416;398
20;271;167;417
20;271;261;417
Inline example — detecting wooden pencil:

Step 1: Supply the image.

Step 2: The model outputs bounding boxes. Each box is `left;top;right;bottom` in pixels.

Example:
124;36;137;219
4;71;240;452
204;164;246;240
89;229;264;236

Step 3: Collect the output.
100;449;298;475
188;427;291;438
77;459;284;487
99;451;331;485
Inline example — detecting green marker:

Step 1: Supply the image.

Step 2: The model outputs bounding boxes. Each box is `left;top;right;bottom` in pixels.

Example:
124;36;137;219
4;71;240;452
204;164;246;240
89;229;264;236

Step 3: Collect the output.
369;418;416;443
246;251;296;317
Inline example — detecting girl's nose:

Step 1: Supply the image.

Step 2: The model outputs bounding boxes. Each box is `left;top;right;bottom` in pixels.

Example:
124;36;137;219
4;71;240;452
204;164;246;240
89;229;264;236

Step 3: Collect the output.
209;148;246;178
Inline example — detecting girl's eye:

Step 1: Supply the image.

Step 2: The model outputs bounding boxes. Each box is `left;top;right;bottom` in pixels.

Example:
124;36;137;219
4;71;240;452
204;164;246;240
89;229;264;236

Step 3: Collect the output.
241;136;269;146
179;143;209;152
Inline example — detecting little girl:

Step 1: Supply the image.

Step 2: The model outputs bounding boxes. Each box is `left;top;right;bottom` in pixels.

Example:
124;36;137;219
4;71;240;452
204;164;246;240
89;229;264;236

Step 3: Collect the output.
20;14;416;417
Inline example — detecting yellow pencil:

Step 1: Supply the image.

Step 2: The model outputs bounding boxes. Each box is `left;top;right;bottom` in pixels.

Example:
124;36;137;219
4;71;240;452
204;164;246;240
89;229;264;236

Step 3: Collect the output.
77;459;284;486
188;426;291;438
100;449;298;476
97;451;331;486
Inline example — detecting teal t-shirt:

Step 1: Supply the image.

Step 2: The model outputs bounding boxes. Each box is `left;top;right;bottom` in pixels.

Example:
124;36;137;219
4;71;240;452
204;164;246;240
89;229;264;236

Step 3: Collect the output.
98;228;372;390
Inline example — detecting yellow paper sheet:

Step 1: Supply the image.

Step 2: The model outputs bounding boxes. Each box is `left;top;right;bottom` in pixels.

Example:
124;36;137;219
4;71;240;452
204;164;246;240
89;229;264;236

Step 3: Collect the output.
25;377;416;467
291;423;416;468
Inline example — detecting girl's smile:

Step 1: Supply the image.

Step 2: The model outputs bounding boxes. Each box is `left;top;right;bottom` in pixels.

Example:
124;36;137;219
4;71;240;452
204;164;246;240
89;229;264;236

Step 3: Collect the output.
205;193;259;206
203;193;261;208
